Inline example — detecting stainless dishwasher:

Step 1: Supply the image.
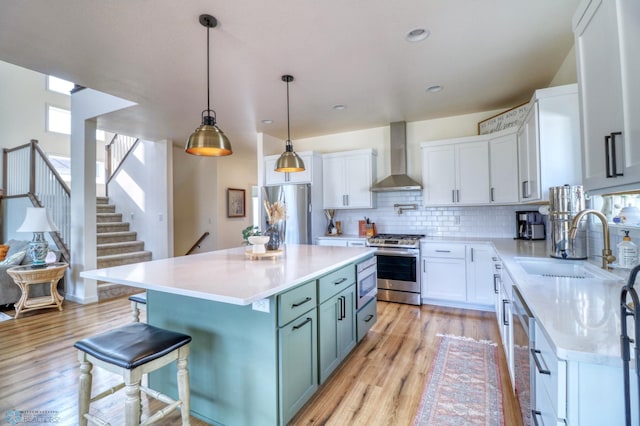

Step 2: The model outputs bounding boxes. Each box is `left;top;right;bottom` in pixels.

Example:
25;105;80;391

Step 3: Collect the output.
512;286;535;426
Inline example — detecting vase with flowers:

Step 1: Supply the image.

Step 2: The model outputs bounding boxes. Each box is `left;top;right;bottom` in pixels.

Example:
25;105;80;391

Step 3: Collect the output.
263;193;286;251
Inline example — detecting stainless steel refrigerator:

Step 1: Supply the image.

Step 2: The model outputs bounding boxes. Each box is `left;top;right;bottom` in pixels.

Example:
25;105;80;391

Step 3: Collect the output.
262;184;311;245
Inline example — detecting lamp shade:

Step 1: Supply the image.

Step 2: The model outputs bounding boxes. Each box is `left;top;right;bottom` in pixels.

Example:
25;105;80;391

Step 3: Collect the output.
275;146;305;172
185;123;232;156
16;207;58;233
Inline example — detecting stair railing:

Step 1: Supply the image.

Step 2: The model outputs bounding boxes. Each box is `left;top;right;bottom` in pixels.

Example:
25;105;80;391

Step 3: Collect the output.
2;140;70;261
185;232;210;255
104;134;139;196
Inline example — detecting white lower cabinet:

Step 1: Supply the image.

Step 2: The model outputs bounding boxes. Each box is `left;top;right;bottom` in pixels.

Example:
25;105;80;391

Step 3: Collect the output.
466;245;496;305
421;242;494;308
495;269;513;383
421;242;495;310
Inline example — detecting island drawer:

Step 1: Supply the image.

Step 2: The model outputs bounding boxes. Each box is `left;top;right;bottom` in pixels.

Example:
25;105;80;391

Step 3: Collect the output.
532;324;567;419
318;263;355;303
278;280;317;326
357;297;377;342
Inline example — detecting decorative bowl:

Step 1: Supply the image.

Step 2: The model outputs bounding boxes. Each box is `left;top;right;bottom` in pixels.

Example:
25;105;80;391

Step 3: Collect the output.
248;236;270;253
248;236;270;245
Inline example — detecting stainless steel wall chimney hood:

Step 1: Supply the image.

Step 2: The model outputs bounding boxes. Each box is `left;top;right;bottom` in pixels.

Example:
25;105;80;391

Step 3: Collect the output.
371;121;422;192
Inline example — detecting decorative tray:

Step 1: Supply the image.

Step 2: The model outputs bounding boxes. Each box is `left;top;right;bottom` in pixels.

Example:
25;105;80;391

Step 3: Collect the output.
245;249;284;260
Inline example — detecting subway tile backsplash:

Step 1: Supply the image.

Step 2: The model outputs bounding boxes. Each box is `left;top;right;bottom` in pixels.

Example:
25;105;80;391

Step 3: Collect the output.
330;192;527;238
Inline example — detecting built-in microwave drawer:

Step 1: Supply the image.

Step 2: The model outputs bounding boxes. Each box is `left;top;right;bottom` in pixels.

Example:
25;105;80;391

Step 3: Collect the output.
318;263;355;303
278;280;317;327
532;324;567;419
421;243;465;259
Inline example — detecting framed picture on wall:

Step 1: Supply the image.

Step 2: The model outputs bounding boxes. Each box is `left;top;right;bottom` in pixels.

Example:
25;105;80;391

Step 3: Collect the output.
227;188;246;218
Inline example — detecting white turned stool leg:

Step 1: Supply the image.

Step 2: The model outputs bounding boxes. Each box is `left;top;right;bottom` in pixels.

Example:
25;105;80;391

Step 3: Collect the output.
177;346;191;426
123;368;143;426
130;300;141;322
77;352;93;426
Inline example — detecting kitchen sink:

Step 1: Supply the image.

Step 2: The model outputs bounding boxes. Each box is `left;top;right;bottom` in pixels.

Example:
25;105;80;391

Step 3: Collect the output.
514;257;617;280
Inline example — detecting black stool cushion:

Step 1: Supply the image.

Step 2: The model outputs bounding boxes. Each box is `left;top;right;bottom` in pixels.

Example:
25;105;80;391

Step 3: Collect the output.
128;293;147;305
74;323;191;369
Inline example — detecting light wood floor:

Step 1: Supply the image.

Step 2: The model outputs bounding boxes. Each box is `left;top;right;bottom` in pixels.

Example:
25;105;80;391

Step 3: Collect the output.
0;297;522;425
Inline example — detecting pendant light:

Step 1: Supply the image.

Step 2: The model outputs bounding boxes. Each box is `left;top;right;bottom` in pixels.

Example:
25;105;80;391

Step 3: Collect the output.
275;75;305;172
185;14;232;157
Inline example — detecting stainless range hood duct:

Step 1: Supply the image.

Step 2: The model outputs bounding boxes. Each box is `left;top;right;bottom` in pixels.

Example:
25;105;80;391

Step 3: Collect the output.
371;121;422;192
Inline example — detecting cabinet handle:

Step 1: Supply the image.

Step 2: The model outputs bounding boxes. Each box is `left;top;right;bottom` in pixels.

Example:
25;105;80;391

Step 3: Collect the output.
522;180;530;199
334;277;348;285
452;189;456;203
531;410;543;426
364;314;374;322
341;296;346;320
456;189;460;203
435;250;451;253
291;297;312;308
605;134;613;178
530;348;551;375
490;187;495;202
292;317;312;331
502;299;509;326
610;131;623;177
470;248;474;262
422;258;426;274
493;274;500;294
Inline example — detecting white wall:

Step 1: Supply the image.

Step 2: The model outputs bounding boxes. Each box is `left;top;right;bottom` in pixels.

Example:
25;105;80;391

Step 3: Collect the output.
171;142;257;255
0;61;70;162
276;110;504;186
108;139;172;259
549;45;578;87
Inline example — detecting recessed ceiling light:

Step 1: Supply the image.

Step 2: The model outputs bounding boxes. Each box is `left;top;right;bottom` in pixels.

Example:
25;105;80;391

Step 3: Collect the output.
261;119;273;124
406;28;430;42
333;104;346;110
426;85;443;93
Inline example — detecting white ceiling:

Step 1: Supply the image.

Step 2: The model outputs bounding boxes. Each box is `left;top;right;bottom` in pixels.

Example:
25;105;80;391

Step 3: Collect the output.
0;0;580;149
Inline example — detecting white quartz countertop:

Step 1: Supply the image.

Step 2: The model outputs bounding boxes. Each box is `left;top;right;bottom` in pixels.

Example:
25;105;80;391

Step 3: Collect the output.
81;244;375;306
488;238;627;366
423;236;630;365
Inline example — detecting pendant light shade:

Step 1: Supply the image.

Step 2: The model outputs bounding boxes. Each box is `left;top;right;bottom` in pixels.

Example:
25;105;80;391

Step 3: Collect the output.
185;14;232;157
275;75;305;172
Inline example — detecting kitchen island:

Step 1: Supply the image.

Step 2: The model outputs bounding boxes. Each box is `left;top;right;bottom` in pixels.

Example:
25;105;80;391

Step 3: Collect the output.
81;244;376;426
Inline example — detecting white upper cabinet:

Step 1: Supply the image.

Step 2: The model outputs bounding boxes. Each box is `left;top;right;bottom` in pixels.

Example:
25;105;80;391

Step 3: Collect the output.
516;85;582;202
573;0;640;192
322;149;376;209
489;130;520;204
264;151;316;185
421;136;490;206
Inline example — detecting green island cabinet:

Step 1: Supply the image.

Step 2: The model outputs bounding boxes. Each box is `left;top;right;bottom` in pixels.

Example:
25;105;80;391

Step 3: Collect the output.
148;258;372;426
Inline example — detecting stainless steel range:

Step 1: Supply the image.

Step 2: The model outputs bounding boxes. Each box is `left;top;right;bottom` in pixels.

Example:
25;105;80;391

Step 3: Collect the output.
367;233;424;305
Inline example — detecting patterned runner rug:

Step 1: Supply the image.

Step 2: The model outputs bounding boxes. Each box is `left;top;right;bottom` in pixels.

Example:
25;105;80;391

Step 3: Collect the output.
413;334;504;426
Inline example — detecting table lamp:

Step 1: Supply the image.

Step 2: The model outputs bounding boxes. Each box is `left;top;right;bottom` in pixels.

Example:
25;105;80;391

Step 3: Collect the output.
16;207;58;266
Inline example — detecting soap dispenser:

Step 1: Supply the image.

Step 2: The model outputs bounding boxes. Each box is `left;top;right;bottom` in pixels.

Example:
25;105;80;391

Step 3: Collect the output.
618;231;639;268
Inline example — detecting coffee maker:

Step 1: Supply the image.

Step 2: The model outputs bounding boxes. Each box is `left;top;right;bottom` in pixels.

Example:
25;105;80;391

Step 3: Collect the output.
516;211;546;240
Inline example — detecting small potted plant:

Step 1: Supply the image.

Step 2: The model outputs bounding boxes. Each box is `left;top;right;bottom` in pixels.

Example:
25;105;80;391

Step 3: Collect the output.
242;226;261;245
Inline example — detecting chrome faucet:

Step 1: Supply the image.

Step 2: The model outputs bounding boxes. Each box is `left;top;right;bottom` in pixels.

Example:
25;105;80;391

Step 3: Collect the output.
568;209;616;269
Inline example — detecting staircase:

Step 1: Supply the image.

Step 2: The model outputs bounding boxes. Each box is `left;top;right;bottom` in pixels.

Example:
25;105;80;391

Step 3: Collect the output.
96;196;152;300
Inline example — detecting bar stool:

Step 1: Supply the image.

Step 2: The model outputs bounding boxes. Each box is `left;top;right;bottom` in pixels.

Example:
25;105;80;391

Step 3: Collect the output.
74;322;192;426
128;292;147;322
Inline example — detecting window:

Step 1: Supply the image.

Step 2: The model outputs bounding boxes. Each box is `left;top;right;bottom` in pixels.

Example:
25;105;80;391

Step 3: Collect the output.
47;76;74;95
49;155;105;184
46;105;71;135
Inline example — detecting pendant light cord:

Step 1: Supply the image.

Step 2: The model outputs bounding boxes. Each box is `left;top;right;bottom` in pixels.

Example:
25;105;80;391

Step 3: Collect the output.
206;22;211;114
286;78;291;144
